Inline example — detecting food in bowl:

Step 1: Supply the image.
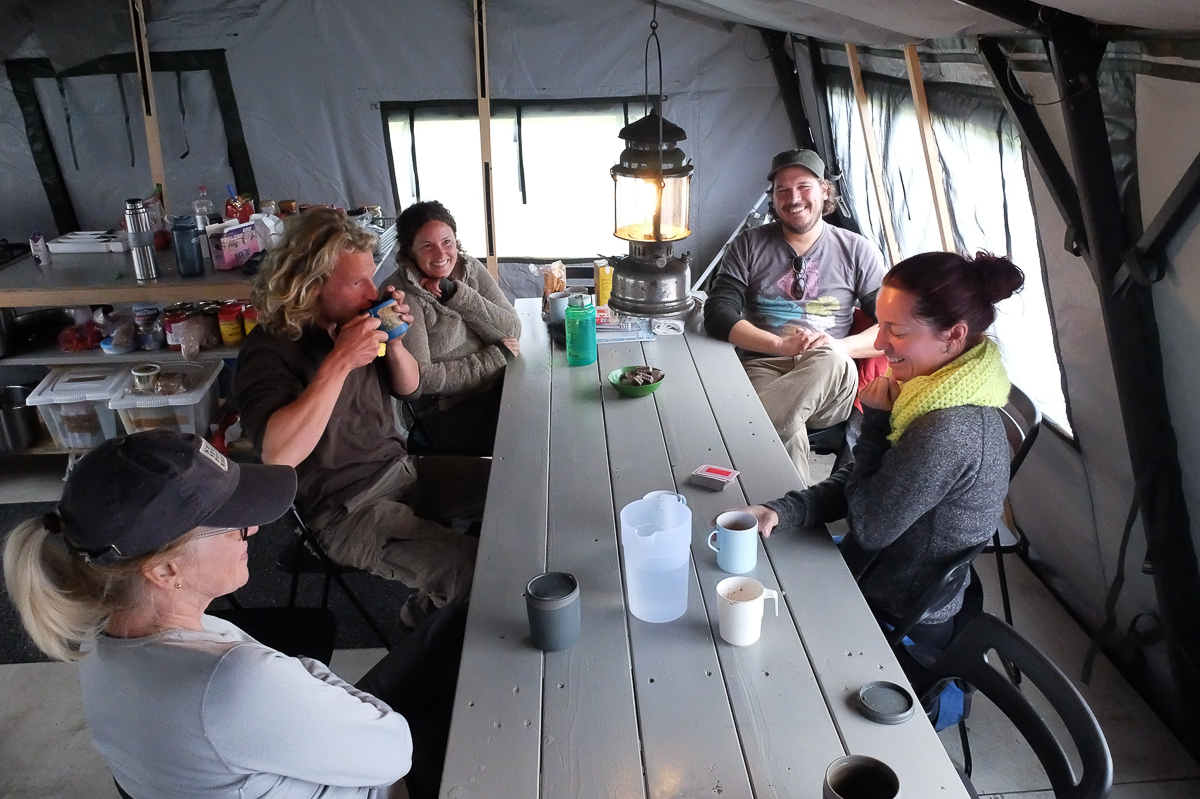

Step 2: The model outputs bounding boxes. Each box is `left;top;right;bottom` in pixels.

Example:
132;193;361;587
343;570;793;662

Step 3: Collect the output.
619;366;663;387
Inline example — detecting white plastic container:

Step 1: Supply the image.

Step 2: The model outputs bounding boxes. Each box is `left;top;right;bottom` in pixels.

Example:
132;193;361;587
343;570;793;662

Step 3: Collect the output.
619;491;692;622
26;366;126;449
109;360;222;436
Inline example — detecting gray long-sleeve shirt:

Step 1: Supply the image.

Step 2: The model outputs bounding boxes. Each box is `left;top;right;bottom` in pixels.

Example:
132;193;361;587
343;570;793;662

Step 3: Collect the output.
767;405;1009;623
79;615;411;798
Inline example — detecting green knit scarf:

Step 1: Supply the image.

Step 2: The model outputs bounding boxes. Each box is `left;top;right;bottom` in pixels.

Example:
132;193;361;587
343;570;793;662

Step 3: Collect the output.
888;339;1010;444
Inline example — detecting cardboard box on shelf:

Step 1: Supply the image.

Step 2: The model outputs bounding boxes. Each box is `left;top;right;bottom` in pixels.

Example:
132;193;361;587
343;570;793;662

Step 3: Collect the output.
210;222;261;271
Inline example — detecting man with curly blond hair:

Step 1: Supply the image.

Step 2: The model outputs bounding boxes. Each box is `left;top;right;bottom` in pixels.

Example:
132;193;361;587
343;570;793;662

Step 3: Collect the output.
234;208;487;628
703;149;885;485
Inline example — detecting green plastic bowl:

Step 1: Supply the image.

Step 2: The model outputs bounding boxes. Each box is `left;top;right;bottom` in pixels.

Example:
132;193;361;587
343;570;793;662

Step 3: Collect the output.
607;366;665;397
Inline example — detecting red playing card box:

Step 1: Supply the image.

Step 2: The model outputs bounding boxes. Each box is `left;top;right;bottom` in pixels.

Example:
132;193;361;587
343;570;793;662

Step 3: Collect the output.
688;463;740;490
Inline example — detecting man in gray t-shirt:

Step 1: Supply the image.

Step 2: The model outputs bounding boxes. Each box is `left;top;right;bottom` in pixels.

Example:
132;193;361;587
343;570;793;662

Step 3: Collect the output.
704;149;886;484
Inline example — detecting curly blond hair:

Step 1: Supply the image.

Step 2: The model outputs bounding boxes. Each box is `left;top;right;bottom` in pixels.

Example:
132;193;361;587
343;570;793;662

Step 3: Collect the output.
252;208;378;340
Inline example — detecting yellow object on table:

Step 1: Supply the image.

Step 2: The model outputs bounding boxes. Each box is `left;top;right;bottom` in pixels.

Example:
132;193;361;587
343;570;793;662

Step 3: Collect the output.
594;259;613;307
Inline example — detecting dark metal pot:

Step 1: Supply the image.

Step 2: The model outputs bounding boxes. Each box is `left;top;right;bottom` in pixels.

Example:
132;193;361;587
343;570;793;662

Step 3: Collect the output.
11;307;77;353
0;385;41;452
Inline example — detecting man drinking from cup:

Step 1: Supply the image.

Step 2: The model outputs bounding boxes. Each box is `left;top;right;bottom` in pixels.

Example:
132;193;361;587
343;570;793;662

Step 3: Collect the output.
234;207;487;629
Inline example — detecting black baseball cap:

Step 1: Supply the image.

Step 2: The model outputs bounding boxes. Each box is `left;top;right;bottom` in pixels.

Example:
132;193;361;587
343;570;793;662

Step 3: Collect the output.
767;149;826;182
58;431;297;564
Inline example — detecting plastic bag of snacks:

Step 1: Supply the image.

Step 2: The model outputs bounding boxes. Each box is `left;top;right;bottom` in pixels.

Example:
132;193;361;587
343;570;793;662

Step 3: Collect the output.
541;261;566;310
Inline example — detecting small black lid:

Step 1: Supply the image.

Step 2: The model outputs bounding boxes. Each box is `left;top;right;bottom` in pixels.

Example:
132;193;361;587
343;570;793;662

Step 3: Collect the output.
856;681;915;725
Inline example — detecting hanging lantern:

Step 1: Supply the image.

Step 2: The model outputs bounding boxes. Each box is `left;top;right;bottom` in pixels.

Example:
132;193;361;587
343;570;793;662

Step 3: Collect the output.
611;111;692;244
606;1;695;319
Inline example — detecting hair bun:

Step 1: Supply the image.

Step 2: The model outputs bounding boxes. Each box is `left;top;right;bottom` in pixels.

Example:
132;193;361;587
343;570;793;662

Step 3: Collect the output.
971;251;1025;303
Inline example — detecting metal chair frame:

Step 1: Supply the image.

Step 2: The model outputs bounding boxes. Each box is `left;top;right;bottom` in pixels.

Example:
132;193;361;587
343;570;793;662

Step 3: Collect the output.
283;506;393;650
917;614;1114;799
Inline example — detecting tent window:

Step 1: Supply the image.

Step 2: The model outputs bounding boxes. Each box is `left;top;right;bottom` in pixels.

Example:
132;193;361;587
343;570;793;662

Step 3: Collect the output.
384;100;630;260
826;70;1073;437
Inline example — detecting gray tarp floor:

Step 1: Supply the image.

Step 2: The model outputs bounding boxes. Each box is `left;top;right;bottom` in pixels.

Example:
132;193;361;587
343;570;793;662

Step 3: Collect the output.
2;457;1199;797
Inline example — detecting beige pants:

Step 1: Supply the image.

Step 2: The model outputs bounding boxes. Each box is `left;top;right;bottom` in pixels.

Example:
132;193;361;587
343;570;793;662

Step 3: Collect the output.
743;346;858;486
309;456;489;607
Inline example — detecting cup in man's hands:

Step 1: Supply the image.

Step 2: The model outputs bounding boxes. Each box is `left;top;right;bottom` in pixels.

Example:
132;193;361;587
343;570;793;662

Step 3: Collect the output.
367;300;409;340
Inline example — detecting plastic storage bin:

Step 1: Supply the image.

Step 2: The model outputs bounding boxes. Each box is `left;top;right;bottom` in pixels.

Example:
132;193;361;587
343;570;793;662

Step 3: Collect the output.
109;360;223;436
26;366;126;449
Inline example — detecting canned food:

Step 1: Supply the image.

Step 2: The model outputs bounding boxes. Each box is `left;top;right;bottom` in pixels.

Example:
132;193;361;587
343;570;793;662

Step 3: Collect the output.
218;303;244;346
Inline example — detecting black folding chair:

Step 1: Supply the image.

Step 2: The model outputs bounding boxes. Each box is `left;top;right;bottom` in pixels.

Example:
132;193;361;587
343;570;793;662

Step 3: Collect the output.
862;541;987;649
991;384;1041;629
916;614;1113;799
278;505;394;651
857;540;987;775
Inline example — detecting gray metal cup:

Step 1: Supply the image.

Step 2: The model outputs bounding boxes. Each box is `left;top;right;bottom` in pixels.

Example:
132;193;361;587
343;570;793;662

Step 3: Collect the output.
823;755;900;799
524;571;581;651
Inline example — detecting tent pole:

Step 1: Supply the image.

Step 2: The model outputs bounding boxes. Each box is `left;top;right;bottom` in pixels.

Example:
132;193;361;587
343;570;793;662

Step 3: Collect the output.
126;0;167;209
1042;18;1200;750
472;0;498;279
845;44;899;264
903;46;954;252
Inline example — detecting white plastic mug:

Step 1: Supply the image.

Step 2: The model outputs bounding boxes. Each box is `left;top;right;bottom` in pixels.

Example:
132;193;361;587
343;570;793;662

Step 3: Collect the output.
715;576;778;646
823;755;900;799
707;510;758;574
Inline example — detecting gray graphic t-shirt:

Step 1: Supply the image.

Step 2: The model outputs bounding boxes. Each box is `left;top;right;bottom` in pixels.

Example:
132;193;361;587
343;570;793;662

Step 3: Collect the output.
719;222;885;339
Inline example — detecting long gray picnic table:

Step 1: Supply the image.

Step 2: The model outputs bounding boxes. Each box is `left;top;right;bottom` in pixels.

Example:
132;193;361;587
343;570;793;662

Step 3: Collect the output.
439;297;969;799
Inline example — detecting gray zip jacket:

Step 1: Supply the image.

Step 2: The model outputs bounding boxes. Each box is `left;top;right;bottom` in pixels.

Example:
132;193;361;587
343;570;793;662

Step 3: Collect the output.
767;405;1009;623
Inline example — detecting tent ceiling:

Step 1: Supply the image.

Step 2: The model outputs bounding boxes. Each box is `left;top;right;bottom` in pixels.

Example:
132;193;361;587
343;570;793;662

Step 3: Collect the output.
660;0;1200;45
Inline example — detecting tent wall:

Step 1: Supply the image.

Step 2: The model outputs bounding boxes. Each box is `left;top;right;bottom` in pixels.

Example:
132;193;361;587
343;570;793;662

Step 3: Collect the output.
1009;59;1200;715
0;0;793;272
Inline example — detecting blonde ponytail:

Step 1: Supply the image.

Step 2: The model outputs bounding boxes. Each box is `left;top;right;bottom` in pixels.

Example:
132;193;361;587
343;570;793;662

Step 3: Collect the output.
3;517;191;662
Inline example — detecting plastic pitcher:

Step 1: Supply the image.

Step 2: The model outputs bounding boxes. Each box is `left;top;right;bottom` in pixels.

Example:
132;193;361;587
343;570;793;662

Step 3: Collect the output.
620;491;692;622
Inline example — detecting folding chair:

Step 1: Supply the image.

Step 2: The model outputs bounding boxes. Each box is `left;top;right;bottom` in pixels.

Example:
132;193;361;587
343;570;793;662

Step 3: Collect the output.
279;505;394;651
916;614;1113;799
857;540;987;773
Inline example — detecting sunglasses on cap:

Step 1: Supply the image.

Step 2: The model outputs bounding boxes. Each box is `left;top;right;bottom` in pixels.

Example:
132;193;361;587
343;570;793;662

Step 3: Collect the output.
193;527;250;542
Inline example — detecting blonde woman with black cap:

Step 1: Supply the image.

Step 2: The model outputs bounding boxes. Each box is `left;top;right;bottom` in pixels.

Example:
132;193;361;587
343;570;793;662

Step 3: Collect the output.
3;430;465;799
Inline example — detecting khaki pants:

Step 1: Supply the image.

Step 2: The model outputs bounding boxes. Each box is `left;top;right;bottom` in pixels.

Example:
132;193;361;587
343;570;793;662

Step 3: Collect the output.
309;456;489;607
743;346;858;486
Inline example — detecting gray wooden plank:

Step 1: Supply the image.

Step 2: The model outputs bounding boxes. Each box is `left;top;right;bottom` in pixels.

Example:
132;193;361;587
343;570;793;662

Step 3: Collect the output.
685;330;970;798
598;342;755;799
646;334;846;798
543;337;645;798
441;299;550;799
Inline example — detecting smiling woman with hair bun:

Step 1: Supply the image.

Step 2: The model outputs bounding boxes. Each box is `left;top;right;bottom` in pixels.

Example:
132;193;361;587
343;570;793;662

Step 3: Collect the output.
722;250;1025;649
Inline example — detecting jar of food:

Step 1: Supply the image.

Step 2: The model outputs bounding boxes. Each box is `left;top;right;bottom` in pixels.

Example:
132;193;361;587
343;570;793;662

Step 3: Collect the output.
163;307;193;351
137;320;165;351
131;302;160;326
242;305;259;335
218;303;244;346
197;302;222;348
130;363;160;393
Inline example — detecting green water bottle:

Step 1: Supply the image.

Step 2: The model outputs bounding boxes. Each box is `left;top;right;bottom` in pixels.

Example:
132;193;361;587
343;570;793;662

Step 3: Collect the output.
565;294;597;366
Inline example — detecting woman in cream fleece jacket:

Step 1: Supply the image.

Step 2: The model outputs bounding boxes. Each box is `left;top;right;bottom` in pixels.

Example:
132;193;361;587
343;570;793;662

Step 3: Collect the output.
390;201;521;455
